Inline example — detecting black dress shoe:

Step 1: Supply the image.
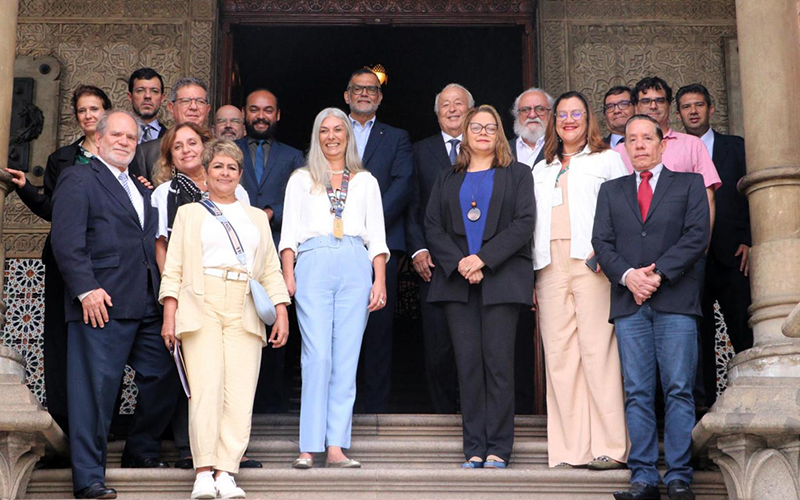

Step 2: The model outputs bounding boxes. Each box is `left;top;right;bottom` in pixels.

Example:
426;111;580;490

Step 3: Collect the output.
613;482;661;500
174;457;193;469
239;458;263;468
120;456;169;468
74;482;117;499
667;480;696;500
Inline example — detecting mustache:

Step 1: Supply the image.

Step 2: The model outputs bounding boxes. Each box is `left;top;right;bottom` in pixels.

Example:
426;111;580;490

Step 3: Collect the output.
525;117;543;126
251;118;271;126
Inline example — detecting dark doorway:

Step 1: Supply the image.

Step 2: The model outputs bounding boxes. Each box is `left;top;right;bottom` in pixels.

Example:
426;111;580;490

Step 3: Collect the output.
231;25;526;152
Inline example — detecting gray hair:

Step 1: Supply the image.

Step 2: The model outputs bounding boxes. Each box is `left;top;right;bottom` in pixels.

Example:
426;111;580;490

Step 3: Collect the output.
305;107;365;189
96;109;140;139
625;114;664;141
510;87;555;119
168;77;209;103
433;83;475;114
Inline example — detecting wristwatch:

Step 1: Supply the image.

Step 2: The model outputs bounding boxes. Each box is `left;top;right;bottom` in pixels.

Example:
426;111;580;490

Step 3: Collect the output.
654;268;666;281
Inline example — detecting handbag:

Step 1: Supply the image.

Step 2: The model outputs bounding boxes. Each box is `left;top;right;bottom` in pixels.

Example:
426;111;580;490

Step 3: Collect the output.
200;199;278;325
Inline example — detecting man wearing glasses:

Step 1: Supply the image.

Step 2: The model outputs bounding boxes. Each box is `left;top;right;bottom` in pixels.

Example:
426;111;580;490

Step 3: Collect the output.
603;86;634;148
213;105;245;141
343;68;413;414
130;77;211;181
127;67;166;144
509;87;553;169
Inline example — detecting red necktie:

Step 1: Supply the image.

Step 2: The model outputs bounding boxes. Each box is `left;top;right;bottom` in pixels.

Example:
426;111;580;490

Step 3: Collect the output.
638;170;653;221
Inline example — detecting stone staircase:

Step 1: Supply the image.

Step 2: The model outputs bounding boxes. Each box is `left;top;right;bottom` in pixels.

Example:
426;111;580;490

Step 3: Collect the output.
23;414;729;499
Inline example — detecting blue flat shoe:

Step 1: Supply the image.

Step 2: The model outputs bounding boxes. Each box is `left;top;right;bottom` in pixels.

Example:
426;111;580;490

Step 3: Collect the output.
484;459;507;469
461;460;484;469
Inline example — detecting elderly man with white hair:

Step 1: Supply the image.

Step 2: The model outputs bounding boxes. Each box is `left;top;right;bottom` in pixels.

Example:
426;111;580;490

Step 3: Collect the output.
509;87;554;169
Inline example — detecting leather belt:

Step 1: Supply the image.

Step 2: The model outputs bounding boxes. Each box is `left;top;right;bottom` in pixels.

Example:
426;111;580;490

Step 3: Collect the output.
203;268;249;282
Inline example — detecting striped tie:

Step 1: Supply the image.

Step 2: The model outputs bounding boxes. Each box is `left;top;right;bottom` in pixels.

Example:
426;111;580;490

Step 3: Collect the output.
118;172;143;228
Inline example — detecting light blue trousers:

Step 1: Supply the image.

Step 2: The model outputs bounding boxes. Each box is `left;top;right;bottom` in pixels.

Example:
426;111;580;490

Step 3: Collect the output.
295;235;373;452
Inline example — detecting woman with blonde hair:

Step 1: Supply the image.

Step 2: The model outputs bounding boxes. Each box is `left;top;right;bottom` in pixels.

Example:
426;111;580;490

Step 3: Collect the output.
425;104;535;469
532;91;629;470
281;107;389;469
160;139;290;498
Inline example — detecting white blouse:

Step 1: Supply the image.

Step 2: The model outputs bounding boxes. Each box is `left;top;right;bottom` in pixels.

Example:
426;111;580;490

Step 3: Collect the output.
200;200;260;271
532;146;628;270
278;169;390;262
151;180;250;240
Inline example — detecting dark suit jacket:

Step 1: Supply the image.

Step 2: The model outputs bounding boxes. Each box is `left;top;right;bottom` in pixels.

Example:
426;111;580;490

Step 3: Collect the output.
710;130;751;267
362;120;414;252
130;136;162;181
405;134;454;256
424;162;535;306
51;158;161;322
508;137;545;169
16;138;83;223
234;137;304;243
592;167;710;321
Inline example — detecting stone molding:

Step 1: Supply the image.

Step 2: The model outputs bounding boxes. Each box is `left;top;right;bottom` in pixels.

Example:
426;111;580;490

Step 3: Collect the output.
221;0;532;15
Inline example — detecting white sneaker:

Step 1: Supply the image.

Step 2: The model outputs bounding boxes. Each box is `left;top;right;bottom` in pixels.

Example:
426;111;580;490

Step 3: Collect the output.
215;472;246;499
191;471;216;499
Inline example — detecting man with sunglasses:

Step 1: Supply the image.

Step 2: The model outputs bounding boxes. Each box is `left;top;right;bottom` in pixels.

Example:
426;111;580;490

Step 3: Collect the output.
509;87;554;169
603;86;634;148
343;68;413;413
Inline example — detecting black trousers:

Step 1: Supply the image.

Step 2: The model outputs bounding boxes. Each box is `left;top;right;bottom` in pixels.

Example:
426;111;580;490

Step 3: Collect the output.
700;254;753;406
443;285;520;462
67;289;177;491
514;308;536;414
42;239;69;433
419;279;459;414
358;251;400;413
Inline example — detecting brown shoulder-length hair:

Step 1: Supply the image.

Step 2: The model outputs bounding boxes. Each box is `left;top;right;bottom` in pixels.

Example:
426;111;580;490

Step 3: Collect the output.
454;104;514;173
543;91;608;164
152;122;213;186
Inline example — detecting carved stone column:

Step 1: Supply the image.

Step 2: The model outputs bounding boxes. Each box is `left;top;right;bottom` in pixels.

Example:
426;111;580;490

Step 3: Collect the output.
693;1;800;499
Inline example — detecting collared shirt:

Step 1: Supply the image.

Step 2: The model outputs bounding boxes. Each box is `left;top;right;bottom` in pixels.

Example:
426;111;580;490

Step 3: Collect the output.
614;128;721;189
620;162;665;287
516;135;545;169
609;133;624;149
351;115;376;160
247;136;274;171
700;128;714;160
137;120;162;144
442;131;463;157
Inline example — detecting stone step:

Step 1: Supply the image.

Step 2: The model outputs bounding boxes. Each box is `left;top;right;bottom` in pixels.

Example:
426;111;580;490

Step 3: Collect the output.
25;468;728;500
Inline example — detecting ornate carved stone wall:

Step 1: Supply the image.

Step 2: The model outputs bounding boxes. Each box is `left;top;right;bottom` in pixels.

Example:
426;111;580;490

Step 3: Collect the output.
539;0;738;134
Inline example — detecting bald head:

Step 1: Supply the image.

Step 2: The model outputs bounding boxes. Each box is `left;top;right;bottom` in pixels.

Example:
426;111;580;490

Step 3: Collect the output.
214;105;245;140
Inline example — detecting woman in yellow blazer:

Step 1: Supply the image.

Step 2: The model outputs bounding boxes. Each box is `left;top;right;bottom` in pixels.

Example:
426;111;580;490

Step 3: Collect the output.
160;139;290;499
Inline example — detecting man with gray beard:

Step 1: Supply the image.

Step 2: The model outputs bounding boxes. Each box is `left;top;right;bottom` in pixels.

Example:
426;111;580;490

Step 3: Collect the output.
509;87;554;169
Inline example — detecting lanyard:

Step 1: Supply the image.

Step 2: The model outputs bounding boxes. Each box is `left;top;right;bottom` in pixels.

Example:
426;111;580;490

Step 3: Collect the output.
325;167;351;219
199;199;249;273
555;165;569;186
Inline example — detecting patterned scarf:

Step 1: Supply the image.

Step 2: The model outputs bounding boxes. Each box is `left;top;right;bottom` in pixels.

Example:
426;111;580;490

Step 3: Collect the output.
166;172;204;239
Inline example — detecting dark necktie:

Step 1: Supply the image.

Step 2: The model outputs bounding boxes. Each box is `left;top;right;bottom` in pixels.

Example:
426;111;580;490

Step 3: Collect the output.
141;124;152;143
255;140;265;183
638;170;654;221
448;138;460;166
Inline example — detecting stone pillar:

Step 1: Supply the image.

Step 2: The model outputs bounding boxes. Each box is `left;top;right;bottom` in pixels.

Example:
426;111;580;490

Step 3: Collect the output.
0;0;19;330
693;1;800;499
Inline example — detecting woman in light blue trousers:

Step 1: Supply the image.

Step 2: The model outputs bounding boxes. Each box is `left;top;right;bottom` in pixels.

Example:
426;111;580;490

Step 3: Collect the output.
280;107;389;468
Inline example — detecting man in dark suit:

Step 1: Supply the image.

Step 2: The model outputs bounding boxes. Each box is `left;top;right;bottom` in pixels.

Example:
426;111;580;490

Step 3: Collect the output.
129;77;211;180
345;68;414;413
51;110;177;499
602;86;634;148
127;67;167;144
677;83;753;406
235;88;304;414
592;115;709;500
405;83;473;414
508;87;553;169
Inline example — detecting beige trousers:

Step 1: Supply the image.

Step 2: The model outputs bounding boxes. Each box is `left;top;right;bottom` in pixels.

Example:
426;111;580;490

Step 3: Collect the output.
536;240;629;467
181;275;263;473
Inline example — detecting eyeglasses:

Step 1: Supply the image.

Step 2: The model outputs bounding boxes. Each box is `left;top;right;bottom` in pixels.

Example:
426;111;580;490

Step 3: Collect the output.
468;122;498;135
603;100;632;112
638;97;668;107
555;110;587;121
215;117;244;125
518;105;551;117
348;84;380;96
133;87;162;96
174;97;209;107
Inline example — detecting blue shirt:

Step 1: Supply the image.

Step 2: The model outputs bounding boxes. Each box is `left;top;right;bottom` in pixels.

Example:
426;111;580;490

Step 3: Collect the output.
460;169;495;255
350;116;376;160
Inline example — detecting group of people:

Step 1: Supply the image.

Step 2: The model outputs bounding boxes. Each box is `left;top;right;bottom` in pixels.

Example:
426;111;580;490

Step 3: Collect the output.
2;64;752;500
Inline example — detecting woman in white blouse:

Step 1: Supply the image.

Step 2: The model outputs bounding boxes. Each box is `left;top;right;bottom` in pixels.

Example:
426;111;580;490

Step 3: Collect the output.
160;139;290;499
280;107;389;469
532;91;629;470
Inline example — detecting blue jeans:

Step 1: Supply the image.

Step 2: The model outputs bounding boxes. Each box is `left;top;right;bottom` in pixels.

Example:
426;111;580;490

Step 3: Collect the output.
614;303;697;486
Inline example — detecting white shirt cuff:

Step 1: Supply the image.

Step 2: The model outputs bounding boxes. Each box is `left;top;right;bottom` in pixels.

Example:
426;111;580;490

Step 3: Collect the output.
78;289;96;302
411;248;429;259
620;268;634;287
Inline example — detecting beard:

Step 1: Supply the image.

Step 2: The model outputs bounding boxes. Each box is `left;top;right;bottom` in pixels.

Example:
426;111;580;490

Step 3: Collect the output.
133;104;158;121
218;127;238;140
245;119;276;140
349;100;380;117
514;117;545;144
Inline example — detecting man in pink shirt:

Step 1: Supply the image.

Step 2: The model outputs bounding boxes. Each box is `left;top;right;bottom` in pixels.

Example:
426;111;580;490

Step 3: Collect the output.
614;77;721;230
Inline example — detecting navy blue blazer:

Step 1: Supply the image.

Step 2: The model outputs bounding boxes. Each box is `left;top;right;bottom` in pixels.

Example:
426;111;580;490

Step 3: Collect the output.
235;137;304;243
710;130;751;267
51;158;161;323
362;120;414;252
592;167;710;322
405;134;453;256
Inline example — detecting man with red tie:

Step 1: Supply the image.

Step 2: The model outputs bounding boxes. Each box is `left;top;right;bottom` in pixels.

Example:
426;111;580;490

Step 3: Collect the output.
592;115;710;500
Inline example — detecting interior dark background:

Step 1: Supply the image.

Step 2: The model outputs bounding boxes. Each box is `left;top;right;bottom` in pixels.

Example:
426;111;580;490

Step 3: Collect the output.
232;25;525;153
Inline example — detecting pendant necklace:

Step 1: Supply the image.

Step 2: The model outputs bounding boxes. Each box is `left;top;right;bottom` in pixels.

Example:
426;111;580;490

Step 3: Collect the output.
467;168;491;222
